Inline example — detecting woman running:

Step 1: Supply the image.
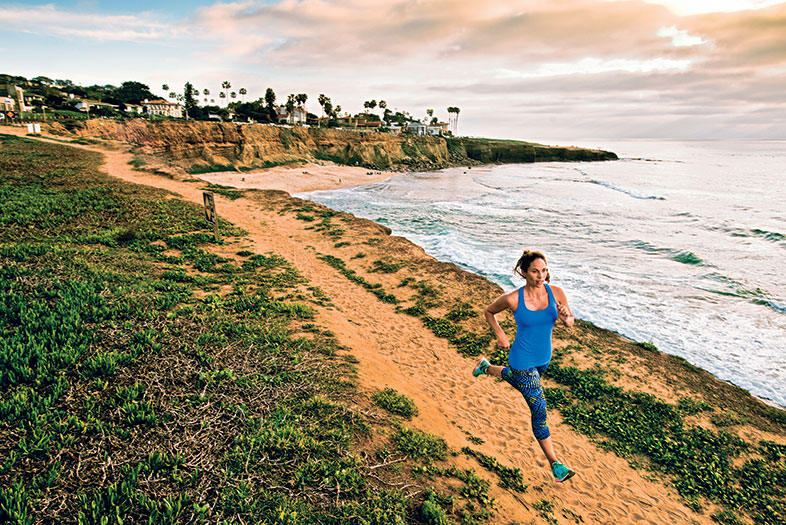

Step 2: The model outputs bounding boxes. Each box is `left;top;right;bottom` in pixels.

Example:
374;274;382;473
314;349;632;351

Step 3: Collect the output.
472;249;576;483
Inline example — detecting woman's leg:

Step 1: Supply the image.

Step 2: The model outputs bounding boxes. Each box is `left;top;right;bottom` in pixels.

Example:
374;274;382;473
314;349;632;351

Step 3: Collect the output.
486;365;504;378
538;437;558;464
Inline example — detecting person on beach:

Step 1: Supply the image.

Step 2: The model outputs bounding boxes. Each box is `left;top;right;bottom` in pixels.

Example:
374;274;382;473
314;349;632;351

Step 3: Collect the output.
472;249;576;483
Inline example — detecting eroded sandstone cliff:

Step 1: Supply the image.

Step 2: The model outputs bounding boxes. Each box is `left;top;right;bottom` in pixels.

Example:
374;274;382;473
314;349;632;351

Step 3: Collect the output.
45;119;616;172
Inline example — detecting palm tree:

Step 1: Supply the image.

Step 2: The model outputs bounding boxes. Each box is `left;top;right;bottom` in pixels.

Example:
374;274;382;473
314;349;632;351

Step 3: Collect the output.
221;81;231;106
219;92;226;106
295;93;308;121
169;91;177;100
447;107;461;135
318;94;328;126
230;92;237;103
239;88;247;102
203;88;210;98
286;94;296;124
426;108;434;123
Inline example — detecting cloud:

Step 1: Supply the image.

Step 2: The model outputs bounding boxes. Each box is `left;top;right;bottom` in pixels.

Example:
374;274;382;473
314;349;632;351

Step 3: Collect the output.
0;4;178;41
637;0;786;16
657;26;708;47
2;0;784;138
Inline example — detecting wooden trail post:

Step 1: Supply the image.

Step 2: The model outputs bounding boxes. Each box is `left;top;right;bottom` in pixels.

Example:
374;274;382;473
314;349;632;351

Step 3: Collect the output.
203;191;220;241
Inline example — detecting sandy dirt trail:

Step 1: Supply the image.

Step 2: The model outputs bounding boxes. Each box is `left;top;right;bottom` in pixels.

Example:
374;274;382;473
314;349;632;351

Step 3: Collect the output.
5;127;712;524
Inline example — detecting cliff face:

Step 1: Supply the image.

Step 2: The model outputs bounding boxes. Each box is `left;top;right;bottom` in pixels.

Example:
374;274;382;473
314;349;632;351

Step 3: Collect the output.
45;119;616;172
448;138;618;163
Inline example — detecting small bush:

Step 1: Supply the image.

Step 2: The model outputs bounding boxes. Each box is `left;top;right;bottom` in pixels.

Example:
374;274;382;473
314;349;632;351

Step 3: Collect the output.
393;427;448;462
677;397;713;415
421;499;449;525
372;388;418;418
369;259;403;274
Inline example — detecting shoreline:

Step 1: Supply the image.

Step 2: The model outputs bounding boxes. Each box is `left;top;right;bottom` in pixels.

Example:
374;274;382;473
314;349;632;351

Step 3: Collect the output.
195;159;785;411
192;162;397;193
2;124;782;410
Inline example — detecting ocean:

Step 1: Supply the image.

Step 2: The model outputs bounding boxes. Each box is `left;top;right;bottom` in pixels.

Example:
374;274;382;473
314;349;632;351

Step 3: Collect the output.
297;139;786;408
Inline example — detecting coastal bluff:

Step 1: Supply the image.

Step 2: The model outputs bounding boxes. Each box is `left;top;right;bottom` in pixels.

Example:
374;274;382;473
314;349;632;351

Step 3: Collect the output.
45;119;617;173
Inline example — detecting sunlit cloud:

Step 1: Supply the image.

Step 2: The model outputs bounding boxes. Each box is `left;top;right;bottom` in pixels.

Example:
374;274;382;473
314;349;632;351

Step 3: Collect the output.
0;4;177;41
611;0;786;16
657;26;708;47
497;56;693;79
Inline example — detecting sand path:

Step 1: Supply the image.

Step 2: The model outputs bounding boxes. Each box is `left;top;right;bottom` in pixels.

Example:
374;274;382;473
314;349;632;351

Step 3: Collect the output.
4;126;712;524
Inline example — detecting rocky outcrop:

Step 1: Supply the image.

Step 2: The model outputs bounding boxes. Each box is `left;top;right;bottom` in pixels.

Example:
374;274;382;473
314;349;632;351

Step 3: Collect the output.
44;119;616;172
447;137;617;163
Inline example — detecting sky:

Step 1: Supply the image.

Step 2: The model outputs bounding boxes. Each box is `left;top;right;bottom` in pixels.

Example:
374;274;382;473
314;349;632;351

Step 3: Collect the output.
1;0;785;141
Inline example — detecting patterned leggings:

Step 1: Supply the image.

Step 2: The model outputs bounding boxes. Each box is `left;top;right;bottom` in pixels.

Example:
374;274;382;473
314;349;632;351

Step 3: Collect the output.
501;365;550;441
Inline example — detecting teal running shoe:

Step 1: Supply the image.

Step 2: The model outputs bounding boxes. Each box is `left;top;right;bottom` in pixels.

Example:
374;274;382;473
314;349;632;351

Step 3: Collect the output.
473;357;490;377
551;461;575;483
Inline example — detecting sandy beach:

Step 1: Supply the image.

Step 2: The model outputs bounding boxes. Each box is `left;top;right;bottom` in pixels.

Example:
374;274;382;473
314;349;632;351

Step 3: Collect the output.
193;162;397;193
3;123;784;524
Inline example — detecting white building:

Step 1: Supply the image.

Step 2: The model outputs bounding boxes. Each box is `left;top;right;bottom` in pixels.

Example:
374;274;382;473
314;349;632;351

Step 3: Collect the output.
76;100;119;113
276;106;307;125
0;84;30;113
427;122;449;136
405;122;427;135
143;99;183;118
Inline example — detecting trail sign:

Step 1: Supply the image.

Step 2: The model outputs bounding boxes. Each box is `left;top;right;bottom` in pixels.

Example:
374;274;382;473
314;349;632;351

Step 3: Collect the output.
203;191;220;240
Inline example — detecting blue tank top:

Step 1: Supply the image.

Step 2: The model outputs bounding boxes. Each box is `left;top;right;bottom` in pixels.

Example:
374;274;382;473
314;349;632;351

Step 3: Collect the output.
508;284;558;370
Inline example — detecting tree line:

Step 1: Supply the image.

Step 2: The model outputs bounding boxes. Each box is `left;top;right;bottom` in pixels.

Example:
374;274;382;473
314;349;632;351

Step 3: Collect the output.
3;73;460;132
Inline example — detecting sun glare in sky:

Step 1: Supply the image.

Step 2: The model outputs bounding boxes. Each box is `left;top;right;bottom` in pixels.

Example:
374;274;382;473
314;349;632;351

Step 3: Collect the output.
636;0;786;15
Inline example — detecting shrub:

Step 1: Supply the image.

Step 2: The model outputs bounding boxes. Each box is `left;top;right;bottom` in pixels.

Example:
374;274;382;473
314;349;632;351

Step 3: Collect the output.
372;388;418;418
421;499;449;525
393;427;448;462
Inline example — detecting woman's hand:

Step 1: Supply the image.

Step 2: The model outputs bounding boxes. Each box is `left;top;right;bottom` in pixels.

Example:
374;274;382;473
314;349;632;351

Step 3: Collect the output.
496;336;510;350
557;301;575;327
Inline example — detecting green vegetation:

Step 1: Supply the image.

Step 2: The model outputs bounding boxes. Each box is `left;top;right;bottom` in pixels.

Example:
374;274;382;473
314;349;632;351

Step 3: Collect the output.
373;388;418;419
533;499;558;525
461;448;528;493
369;259;404;274
203;183;246;200
287;203;346;240
543;347;786;525
317;254;398;303
1;134;528;524
393;426;449;462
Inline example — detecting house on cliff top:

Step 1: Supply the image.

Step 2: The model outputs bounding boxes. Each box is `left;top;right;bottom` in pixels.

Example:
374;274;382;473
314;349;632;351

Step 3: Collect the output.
276;106;306;125
0;84;30;113
143;99;183;118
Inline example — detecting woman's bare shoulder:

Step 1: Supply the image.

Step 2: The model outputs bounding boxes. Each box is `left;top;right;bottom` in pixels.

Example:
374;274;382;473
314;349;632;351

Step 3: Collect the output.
549;284;569;300
487;288;518;312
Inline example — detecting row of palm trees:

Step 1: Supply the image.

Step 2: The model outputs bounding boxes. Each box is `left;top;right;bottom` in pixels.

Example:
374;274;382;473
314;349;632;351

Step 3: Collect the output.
160;82;460;131
161;82;248;107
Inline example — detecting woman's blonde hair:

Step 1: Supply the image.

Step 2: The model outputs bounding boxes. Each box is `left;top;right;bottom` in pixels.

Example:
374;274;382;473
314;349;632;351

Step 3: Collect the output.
514;250;549;282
